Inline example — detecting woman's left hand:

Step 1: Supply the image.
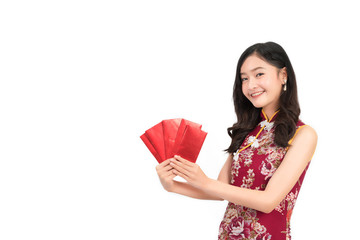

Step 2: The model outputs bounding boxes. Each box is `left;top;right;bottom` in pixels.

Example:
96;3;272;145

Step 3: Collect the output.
170;155;210;189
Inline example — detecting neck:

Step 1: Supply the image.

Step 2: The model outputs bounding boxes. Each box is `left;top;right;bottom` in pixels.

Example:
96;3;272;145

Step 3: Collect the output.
262;106;280;121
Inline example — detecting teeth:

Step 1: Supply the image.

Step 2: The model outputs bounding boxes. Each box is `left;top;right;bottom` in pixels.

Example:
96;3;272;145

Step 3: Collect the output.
251;91;264;97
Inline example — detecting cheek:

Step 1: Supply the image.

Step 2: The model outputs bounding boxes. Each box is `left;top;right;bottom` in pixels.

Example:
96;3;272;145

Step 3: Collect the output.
263;79;282;96
241;83;248;97
262;76;279;91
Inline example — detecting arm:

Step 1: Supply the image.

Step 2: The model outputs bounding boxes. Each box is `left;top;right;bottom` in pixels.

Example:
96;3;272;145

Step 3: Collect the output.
171;125;318;213
156;154;233;200
170;181;222;200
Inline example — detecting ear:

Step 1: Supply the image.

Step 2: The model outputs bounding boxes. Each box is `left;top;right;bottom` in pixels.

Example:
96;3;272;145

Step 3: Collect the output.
280;67;287;84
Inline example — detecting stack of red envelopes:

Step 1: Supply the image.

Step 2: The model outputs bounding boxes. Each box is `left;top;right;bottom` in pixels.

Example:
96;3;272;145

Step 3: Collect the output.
140;118;207;163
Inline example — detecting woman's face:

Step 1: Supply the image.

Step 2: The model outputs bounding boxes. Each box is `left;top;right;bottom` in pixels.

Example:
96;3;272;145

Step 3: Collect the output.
240;54;287;110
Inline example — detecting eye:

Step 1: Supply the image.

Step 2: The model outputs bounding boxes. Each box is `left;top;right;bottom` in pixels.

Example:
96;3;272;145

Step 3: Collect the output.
241;77;248;82
256;73;264;77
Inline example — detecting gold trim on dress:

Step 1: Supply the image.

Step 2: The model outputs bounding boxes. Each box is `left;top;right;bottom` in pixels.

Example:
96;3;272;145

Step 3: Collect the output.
234;108;281;157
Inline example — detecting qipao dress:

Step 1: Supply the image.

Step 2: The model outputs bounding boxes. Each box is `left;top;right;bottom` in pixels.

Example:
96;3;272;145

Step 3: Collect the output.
218;108;312;240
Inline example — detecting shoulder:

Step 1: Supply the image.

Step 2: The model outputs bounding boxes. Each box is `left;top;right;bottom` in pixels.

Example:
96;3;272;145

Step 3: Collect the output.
288;118;317;144
282;124;318;165
290;125;318;160
296;125;318;143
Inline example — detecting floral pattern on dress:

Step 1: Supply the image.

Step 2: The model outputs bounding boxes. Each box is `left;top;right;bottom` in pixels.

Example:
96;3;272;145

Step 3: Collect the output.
259;147;286;180
231;149;254;184
241;169;255;189
219;109;310;240
218;203;272;240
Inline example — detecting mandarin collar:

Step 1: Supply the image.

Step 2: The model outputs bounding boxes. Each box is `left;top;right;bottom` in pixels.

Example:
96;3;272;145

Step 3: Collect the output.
260;108;280;123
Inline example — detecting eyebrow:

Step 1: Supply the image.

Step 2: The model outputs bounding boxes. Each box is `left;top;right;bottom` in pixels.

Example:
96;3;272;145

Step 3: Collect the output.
240;67;266;75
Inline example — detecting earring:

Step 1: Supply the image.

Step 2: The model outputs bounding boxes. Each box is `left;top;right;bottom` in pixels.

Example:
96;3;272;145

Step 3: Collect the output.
283;80;287;91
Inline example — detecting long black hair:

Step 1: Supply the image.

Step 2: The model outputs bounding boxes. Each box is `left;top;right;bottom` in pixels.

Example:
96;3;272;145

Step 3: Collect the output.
225;42;300;154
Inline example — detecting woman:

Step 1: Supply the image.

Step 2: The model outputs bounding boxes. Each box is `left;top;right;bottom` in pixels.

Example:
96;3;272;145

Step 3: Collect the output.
156;42;318;239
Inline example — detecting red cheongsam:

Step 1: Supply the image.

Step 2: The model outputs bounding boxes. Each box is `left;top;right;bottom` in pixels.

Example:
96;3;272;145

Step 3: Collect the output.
218;108;312;240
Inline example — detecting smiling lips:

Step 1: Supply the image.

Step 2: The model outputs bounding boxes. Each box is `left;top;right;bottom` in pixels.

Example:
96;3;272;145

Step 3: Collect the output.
250;91;265;97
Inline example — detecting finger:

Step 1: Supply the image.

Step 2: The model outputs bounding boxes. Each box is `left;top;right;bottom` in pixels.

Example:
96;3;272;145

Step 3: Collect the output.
159;165;173;174
170;160;191;177
164;170;176;179
156;158;174;171
171;157;193;172
157;165;174;176
159;167;176;179
172;169;189;182
163;164;174;171
174;155;193;167
160;159;171;166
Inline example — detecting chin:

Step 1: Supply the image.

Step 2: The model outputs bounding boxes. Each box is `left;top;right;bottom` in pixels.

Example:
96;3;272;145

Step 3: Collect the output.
251;102;265;108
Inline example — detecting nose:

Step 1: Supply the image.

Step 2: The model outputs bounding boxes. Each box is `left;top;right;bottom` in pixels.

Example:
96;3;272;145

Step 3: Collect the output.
247;77;257;90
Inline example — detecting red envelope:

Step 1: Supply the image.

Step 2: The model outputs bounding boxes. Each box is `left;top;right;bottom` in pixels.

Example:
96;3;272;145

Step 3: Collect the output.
144;122;165;162
173;125;207;163
141;118;207;164
140;134;163;163
171;119;202;158
162;118;181;159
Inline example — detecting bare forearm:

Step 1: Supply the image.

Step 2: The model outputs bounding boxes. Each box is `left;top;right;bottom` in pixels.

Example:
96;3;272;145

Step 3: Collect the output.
203;178;273;213
171;180;223;201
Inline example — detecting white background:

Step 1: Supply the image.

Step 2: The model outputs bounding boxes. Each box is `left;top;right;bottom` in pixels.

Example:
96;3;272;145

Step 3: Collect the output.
1;1;359;239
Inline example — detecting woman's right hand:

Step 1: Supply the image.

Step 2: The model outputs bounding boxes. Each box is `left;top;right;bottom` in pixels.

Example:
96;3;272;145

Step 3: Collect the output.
156;158;176;192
